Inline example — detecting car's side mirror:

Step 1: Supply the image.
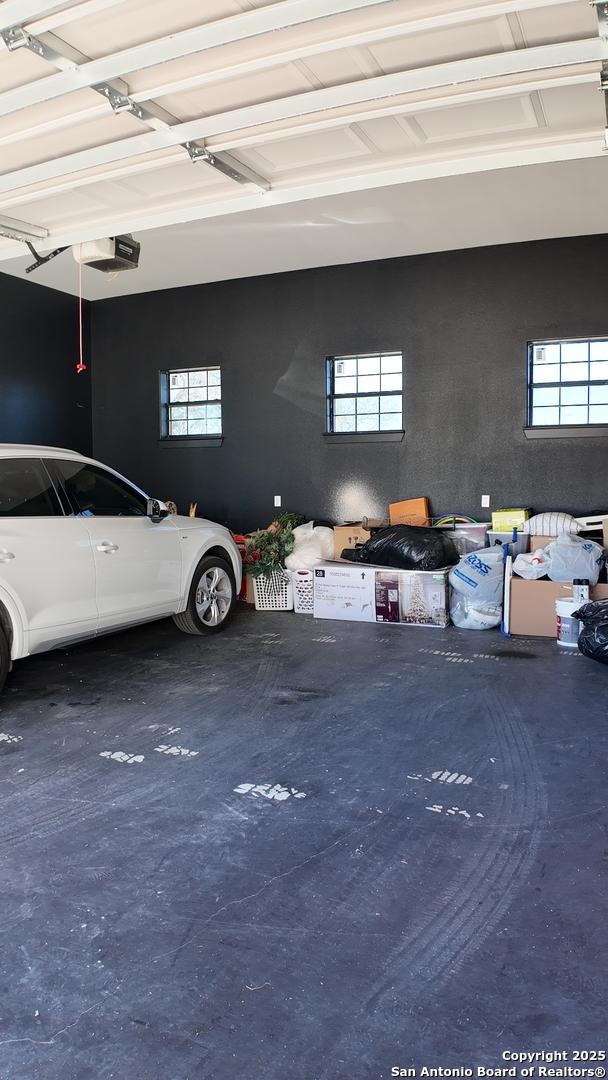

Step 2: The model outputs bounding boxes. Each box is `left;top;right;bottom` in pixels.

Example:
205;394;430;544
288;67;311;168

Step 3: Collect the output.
147;498;170;524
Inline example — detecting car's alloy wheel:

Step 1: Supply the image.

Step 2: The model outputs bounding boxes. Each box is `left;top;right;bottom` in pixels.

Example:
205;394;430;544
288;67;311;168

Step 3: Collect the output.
195;565;233;628
173;555;236;635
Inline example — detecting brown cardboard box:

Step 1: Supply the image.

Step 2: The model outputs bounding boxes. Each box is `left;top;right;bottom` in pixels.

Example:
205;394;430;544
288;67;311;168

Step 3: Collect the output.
529;535;554;550
509;578;608;637
389;497;431;527
241;573;256;604
333;523;371;560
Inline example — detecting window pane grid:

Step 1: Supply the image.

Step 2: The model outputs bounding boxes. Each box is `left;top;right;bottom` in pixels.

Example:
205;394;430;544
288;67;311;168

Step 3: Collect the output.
164;367;222;437
328;353;403;433
529;340;608;426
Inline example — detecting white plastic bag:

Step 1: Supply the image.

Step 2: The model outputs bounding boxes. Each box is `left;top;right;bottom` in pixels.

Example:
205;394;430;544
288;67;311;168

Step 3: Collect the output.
545;533;604;586
513;549;552;580
284;521;334;571
449;547;504;630
450;594;502;630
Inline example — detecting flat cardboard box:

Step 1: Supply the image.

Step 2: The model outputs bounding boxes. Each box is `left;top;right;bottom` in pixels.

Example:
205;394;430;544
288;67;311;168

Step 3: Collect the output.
389;498;430;527
333;523;371;560
314;562;375;622
313;561;450;627
509;578;608;637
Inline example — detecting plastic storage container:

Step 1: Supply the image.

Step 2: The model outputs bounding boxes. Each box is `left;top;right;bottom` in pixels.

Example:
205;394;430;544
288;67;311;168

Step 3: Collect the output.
290;569;314;614
253;570;294;611
487;530;529;557
435;521;490;556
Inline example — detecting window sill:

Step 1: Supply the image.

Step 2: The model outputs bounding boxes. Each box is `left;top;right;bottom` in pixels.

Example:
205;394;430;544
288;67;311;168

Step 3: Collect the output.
523;425;608;440
158;437;223;448
323;431;404;444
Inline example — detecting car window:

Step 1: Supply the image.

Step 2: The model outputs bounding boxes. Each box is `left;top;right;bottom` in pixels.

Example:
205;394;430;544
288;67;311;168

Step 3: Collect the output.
51;460;147;518
0;458;62;517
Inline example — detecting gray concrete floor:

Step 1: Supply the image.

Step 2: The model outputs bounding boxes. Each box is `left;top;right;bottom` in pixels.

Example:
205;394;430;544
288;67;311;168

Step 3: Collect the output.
0;606;606;1079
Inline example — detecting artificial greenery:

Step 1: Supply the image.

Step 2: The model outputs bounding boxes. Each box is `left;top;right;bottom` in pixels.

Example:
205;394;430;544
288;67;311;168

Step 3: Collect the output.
245;512;306;578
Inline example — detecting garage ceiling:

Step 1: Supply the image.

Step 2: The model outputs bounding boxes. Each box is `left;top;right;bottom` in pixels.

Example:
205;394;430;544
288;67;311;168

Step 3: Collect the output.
0;0;606;298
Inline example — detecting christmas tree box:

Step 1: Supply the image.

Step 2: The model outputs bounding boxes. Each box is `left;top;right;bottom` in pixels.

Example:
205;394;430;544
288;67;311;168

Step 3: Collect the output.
313;563;375;622
313;563;450;627
384;569;450;628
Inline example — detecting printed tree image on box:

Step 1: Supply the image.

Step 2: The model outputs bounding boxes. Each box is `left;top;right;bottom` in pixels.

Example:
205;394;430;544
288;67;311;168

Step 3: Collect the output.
400;574;449;626
375;575;401;622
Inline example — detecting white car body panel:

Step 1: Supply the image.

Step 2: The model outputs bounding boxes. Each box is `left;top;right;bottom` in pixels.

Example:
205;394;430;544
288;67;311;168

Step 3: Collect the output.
0;445;242;661
0;516;98;652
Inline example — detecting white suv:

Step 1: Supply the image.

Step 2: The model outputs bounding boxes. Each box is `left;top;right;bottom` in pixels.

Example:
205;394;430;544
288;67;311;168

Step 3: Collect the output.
0;445;242;692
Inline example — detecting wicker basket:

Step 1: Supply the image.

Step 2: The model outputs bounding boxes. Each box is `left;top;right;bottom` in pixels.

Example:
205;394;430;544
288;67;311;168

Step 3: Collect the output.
253;569;294;611
290;569;314;614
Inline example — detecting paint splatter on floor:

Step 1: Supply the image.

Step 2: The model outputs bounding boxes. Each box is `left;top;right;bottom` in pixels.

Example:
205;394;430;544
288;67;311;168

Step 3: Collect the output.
0;732;23;744
154;745;199;758
407;769;473;785
234;782;307;802
425;804;484;820
100;751;144;765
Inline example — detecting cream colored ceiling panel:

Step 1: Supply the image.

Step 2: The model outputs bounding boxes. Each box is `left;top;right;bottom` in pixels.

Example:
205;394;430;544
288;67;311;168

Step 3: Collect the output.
414;94;539;143
0;45;51;93
517;1;597;47
103;159;236;200
294;47;371;88
125;1;429;99
54;0;246;59
156;63;314;120
0;109;146;172
368;16;515;73
538;82;605;130
0;87;105;141
238;125;373;172
356;114;418;153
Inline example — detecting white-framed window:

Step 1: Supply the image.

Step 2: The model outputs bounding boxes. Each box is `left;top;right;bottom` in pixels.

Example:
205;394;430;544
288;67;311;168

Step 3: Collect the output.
326;352;403;434
160;367;222;438
528;339;608;427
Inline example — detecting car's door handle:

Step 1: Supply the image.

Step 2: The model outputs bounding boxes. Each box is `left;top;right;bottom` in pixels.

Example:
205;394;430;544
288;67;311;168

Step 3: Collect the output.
0;550;15;563
97;541;119;554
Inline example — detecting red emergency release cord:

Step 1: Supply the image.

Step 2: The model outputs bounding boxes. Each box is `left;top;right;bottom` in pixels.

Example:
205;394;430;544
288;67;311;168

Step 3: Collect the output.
76;254;87;374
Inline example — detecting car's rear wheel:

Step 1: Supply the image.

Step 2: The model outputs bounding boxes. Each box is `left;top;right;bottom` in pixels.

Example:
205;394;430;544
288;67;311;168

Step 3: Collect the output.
173;555;236;635
0;628;9;694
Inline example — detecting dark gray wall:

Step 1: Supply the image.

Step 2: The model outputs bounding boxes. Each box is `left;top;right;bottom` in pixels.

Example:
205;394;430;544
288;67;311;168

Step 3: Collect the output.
0;271;91;455
91;235;608;531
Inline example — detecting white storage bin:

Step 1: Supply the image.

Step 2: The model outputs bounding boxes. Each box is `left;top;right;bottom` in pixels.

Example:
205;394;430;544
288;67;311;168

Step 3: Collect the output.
290;569;314;613
253;570;294;611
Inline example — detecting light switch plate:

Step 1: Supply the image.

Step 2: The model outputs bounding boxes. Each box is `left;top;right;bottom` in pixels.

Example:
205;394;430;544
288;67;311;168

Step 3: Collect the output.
274;495;282;508
481;494;491;508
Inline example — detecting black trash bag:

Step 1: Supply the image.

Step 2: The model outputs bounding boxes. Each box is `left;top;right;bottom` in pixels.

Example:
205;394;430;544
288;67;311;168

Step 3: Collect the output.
573;600;608;665
341;524;458;572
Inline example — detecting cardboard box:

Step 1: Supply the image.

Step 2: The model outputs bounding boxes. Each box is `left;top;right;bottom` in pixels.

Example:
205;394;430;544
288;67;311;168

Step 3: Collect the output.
332;523;371;560
492;508;531;531
240;573;256;604
509;578;608;637
389;497;430;527
313;562;450;627
314;562;375;621
529;535;553;551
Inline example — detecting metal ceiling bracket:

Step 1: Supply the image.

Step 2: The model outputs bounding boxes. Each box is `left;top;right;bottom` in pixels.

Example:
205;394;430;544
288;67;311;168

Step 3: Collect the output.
600;61;608;146
183;141;270;190
592;0;608;40
24;241;67;273
0;212;48;242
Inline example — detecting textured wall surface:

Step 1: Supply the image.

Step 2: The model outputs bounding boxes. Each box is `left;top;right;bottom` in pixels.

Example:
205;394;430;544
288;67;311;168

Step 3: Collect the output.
0;271;91;455
91;235;608;531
